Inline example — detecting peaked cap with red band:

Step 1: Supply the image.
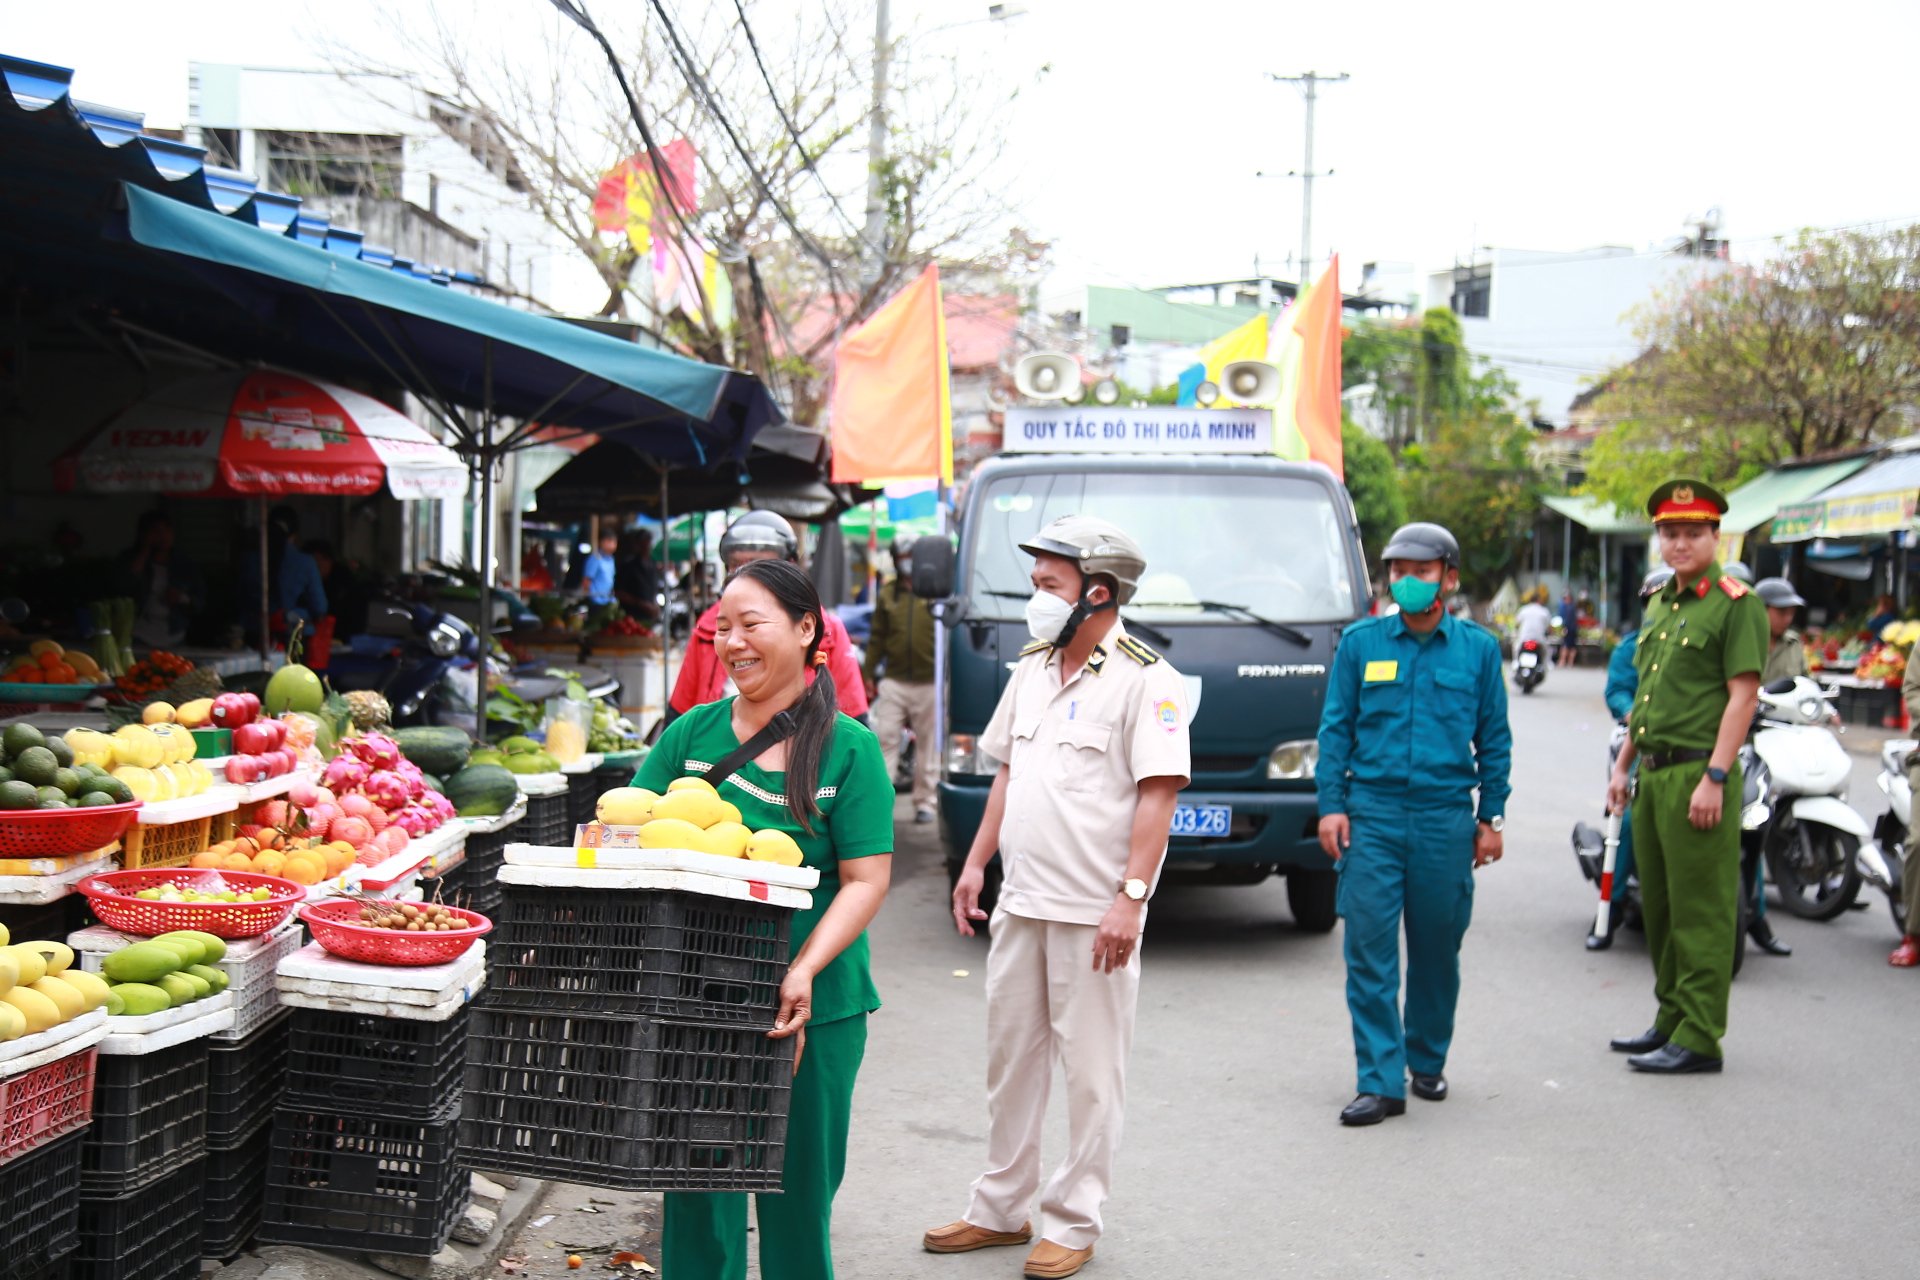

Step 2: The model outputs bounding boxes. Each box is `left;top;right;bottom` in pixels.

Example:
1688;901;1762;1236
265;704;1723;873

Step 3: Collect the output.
1646;478;1729;524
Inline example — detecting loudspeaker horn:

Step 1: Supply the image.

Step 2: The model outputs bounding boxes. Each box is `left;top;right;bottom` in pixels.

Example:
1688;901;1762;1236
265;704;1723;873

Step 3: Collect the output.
1014;352;1080;401
1220;360;1282;405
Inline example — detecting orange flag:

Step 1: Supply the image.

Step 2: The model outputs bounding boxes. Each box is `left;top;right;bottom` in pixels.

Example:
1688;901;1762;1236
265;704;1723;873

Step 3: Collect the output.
1271;256;1344;480
829;264;954;484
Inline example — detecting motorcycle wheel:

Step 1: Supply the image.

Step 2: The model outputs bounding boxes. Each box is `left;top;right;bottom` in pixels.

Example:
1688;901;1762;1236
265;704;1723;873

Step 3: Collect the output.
1287;868;1340;933
1768;824;1862;922
1520;681;1537;695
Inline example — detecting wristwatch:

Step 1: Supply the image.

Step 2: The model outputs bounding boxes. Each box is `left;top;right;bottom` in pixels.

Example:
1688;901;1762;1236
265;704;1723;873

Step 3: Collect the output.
1118;877;1149;902
1481;815;1505;833
1705;766;1729;784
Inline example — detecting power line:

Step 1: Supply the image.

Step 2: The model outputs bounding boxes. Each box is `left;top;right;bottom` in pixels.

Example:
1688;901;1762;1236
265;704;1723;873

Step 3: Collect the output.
729;0;864;240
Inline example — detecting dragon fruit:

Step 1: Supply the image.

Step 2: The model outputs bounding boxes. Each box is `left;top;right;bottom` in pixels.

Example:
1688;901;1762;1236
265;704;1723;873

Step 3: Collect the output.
423;791;456;823
348;733;402;771
395;804;436;837
392;760;427;798
324;757;370;792
364;770;411;812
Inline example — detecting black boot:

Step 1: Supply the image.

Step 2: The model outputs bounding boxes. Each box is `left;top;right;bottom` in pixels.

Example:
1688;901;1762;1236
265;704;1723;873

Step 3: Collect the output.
1748;917;1791;956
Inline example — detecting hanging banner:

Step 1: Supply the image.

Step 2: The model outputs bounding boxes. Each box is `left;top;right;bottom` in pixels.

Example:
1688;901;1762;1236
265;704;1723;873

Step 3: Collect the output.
1771;491;1917;543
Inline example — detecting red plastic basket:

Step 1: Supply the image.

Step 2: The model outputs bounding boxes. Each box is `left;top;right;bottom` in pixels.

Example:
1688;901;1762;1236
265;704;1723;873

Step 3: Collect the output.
0;802;141;858
298;899;492;966
77;868;304;938
0;1046;97;1167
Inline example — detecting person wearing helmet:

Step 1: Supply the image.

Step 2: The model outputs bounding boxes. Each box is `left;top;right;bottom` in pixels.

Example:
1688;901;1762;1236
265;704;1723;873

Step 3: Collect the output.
864;539;940;823
1315;522;1511;1127
667;511;870;723
1724;560;1754;586
928;515;1189;1279
1607;480;1768;1075
1591;565;1679;950
1756;577;1808;685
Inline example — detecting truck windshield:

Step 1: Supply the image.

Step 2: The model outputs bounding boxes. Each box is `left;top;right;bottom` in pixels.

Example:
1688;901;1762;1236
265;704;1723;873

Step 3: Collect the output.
967;471;1358;623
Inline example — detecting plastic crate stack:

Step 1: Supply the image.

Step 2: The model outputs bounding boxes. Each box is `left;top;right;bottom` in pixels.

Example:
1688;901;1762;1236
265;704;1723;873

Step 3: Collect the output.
258;938;484;1257
443;793;527;921
70;970;236;1280
459;842;809;1192
0;997;108;1278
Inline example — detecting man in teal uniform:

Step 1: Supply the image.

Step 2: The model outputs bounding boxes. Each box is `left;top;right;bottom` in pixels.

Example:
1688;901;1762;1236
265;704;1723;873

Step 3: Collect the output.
1317;522;1512;1126
1607;480;1768;1073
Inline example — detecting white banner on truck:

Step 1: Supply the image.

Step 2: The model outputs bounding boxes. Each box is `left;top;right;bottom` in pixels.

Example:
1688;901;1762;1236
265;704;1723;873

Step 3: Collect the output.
1002;406;1275;454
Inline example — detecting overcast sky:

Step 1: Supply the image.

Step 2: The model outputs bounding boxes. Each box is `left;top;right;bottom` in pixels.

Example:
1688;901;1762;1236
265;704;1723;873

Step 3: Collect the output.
10;0;1919;310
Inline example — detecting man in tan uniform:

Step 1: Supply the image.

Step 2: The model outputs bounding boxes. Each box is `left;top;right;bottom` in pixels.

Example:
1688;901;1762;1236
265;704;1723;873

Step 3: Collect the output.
924;516;1190;1280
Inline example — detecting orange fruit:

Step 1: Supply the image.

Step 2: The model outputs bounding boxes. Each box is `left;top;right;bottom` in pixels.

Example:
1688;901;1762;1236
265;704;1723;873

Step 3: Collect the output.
253;850;287;877
221;852;255;873
37;650;60;669
189;851;223;870
282;855;325;886
321;845;355;876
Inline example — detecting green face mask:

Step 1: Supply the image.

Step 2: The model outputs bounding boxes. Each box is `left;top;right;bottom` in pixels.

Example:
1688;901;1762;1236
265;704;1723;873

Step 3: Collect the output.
1390;575;1441;614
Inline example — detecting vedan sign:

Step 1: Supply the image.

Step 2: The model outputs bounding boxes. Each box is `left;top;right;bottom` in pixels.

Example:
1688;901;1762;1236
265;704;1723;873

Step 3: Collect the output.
1003;406;1274;455
1771;490;1918;543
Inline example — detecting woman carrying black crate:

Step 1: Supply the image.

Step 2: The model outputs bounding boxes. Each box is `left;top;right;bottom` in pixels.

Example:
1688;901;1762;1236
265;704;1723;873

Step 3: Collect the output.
632;558;894;1279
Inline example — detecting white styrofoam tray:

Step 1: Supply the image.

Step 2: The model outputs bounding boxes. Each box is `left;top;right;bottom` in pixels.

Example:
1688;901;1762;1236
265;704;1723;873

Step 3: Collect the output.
505;842;819;890
68;914;298;966
459;792;527;834
100;1002;235;1054
558;753;604;775
274;982;478;1023
0;853;116;904
512;772;568;797
0;1007;108;1076
0;846;119;877
101;989;233;1036
276;938;486;999
130;790;240;826
226;765;317;805
497;861;812;910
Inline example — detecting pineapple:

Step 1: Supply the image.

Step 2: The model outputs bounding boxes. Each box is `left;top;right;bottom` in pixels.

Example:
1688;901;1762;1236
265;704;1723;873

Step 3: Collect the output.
344;690;392;730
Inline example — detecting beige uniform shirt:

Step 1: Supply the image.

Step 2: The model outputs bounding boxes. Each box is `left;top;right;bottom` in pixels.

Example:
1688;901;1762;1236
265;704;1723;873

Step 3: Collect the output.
980;622;1193;925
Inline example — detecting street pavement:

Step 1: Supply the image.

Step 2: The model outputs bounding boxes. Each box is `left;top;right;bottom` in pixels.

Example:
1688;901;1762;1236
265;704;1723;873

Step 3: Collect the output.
828;665;1920;1280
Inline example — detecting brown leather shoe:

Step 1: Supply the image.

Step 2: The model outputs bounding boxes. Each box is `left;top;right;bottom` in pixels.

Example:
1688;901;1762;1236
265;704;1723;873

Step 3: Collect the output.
1024;1239;1095;1278
922;1219;1033;1253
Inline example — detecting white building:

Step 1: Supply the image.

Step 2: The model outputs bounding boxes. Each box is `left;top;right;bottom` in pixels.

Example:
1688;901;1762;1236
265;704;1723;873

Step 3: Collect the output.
186;63;603;314
1425;243;1728;427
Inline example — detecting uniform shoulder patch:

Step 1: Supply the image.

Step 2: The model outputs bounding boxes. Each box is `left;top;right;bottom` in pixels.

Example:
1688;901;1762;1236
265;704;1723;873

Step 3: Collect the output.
1115;636;1160;666
1718;575;1750;599
1018;639;1052;658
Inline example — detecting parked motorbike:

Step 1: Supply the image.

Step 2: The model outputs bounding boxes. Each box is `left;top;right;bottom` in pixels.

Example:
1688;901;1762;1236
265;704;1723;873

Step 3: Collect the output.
1513;638;1548;695
328;602;483;726
1866;739;1912;935
1742;676;1869;921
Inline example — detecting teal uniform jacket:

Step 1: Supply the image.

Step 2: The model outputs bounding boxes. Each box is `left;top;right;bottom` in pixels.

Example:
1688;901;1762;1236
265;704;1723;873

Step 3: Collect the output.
1606;632;1640;721
1316;609;1513;1097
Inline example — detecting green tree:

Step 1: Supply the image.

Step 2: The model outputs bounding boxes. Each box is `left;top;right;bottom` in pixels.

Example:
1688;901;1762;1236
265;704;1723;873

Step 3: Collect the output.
1583;224;1920;510
1400;409;1546;597
1341;420;1405;556
1342;307;1490;448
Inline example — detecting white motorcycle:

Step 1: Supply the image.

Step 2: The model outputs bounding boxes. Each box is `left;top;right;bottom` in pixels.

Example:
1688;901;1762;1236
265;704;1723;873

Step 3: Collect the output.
1740;677;1870;921
1867;741;1912;934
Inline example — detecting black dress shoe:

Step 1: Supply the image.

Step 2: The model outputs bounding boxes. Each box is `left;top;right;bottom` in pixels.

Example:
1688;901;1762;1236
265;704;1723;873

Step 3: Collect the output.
1410;1073;1447;1102
1338;1093;1406;1126
1748;919;1792;956
1585;930;1614;951
1627;1041;1723;1074
1609;1026;1668;1054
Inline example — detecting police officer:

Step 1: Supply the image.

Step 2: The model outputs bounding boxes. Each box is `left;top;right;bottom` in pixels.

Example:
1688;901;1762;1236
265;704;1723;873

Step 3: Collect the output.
1756;577;1809;685
927;516;1190;1280
1590;566;1675;949
1316;522;1512;1126
1606;481;1768;1073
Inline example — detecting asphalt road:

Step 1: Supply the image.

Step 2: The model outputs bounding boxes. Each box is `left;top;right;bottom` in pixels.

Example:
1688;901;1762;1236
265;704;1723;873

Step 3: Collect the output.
827;665;1920;1280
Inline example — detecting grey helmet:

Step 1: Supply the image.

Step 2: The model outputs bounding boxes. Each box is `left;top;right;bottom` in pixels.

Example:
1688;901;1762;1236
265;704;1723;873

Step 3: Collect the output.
1723;560;1753;584
1019;515;1147;604
1380;521;1461;569
1754;577;1806;609
718;511;798;564
1641;566;1675;598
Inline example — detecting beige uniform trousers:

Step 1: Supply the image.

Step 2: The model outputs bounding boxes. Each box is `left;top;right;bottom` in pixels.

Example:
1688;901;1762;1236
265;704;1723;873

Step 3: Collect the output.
872;676;940;811
965;909;1141;1251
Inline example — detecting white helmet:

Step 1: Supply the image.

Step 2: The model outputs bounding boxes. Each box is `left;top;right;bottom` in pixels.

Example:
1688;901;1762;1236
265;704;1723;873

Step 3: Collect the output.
1019;515;1147;604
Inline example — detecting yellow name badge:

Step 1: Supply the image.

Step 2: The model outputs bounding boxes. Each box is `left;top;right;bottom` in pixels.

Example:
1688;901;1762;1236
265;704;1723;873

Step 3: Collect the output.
1364;660;1399;683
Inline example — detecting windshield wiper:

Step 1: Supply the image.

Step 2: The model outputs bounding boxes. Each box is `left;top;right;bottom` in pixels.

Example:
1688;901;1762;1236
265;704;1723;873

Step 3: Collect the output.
981;591;1172;648
1186;600;1312;646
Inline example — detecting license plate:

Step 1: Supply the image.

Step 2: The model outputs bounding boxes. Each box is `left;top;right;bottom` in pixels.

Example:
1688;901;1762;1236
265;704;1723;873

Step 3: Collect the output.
1170;804;1232;838
1519;652;1538;667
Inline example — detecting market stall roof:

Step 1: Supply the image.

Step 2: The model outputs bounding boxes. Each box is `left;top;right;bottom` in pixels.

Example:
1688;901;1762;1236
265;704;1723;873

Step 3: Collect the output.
1541;494;1648;536
1771;442;1920;543
1719;455;1873;534
535;434;847;522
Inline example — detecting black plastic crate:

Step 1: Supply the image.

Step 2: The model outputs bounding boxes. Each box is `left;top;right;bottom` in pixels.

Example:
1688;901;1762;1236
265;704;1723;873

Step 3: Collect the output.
201;1123;271;1261
283;1005;469;1113
460;1007;790;1191
520;789;570;847
0;893;89;946
81;1041;208;1194
486;883;789;1021
417;861;468;907
207;1008;291;1149
69;1154;204;1280
259;1097;469;1257
0;1130;82;1273
565;770;598;831
466;878;503;921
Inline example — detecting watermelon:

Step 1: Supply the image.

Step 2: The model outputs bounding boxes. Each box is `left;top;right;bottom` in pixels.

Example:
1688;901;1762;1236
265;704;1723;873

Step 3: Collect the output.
392;726;473;778
444;764;517;817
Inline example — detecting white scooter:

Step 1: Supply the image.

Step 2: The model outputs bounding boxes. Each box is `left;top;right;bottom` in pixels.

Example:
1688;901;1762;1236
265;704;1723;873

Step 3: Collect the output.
1867;741;1912;934
1741;676;1871;920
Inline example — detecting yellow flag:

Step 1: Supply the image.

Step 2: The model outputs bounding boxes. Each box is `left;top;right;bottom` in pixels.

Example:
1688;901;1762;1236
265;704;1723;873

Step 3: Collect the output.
1194;313;1270;396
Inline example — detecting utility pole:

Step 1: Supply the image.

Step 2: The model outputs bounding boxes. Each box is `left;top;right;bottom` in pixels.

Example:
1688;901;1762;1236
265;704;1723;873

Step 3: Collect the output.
861;0;892;292
1268;70;1348;285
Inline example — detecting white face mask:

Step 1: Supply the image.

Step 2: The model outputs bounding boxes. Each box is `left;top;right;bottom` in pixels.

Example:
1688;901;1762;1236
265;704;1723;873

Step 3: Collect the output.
1025;589;1079;644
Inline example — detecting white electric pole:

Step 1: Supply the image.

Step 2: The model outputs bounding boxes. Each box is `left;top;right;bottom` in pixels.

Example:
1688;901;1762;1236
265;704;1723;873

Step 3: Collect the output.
1268;70;1348;284
861;0;892;292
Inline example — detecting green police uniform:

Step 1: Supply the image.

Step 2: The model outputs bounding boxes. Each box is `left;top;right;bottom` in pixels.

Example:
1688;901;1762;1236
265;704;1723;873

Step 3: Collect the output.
1628;481;1769;1060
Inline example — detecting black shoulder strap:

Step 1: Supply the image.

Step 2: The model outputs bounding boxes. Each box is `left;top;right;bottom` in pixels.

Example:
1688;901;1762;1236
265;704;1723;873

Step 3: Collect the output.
704;707;800;791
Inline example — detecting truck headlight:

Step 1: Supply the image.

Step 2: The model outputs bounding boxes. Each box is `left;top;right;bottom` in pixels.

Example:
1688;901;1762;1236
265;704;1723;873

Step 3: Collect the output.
1268;739;1318;780
946;734;1000;776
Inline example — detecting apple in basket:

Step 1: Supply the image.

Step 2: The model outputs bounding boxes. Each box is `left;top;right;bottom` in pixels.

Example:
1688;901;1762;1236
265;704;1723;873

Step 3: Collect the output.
232;722;274;756
225;755;270;784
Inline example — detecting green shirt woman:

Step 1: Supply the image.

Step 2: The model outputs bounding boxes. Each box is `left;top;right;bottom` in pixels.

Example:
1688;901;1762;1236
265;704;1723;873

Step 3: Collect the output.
634;558;894;1280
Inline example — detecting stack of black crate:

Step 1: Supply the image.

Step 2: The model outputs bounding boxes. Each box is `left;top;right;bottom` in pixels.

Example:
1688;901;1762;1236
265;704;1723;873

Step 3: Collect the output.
199;1008;291;1259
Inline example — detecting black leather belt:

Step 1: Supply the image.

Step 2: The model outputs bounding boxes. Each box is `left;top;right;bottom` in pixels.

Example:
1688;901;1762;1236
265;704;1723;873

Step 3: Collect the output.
1640;748;1713;772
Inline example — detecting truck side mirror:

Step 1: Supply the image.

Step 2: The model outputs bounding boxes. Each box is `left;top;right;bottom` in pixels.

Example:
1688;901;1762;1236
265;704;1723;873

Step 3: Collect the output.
909;534;954;599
